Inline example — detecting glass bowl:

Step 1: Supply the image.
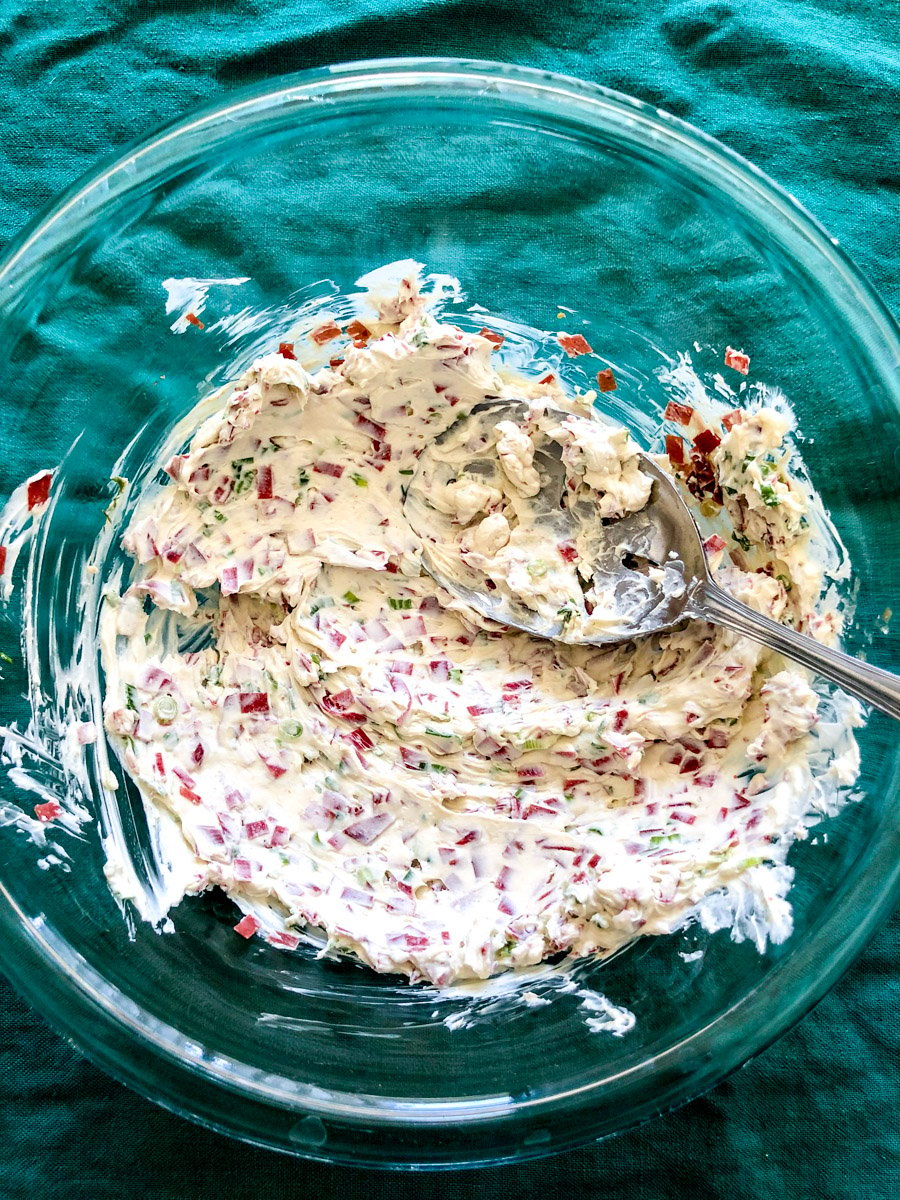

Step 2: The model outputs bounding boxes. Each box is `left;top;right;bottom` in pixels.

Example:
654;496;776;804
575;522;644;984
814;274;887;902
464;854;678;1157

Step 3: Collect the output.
0;59;897;1170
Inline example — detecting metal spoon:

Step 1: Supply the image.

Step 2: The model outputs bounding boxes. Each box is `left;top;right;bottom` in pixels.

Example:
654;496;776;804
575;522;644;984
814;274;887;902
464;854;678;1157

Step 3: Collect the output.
406;399;900;720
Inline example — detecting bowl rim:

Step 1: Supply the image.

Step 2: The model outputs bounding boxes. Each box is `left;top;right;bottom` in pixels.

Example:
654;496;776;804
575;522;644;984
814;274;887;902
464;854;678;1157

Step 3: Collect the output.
0;56;897;1168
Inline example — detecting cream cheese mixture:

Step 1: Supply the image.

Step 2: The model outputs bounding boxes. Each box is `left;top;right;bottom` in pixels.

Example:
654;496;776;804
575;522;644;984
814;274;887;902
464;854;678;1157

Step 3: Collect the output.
101;267;860;986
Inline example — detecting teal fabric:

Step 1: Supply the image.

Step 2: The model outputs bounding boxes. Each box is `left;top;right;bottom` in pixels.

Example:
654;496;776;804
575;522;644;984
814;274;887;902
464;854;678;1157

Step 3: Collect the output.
1;2;898;1195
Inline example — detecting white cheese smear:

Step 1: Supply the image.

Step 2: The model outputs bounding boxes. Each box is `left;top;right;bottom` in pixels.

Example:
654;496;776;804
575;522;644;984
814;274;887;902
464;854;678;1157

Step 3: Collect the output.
100;266;862;986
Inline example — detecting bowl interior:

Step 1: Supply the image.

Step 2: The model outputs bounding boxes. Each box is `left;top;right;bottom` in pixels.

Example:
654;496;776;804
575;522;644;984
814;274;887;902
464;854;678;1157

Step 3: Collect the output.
0;61;897;1166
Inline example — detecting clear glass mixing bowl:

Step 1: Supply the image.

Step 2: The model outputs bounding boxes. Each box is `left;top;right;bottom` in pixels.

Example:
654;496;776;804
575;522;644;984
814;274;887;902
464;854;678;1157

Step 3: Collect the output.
0;59;897;1169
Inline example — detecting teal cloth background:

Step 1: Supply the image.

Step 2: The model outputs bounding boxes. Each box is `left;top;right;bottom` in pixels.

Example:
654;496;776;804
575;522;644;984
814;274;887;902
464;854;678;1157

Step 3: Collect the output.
0;1;897;1195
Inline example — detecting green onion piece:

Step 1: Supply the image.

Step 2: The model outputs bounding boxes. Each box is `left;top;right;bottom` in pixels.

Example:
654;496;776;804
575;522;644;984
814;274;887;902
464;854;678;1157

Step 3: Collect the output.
343;591;360;604
279;719;303;739
388;597;413;610
350;472;368;487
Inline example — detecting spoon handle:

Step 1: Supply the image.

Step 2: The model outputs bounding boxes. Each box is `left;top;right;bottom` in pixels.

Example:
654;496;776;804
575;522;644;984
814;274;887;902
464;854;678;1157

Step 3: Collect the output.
696;581;900;721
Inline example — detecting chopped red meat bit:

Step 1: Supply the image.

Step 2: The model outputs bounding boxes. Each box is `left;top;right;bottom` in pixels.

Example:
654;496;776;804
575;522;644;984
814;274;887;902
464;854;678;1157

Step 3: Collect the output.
664;400;694;426
479;328;505;348
345;813;394;844
239;692;269;714
596;368;617;392
278;342;296;360
234;914;259;939
34;800;62;823
356;414;387;440
724;346;750;374
185;312;204;329
312;461;344;478
722;409;743;431
557;541;578;563
27;472;53;510
348;727;374;751
310;321;342;345
693;428;722;455
329;357;345;368
256;464;273;499
538;372;555;385
558;333;593;357
346;319;371;342
665;434;686;465
703;534;727;555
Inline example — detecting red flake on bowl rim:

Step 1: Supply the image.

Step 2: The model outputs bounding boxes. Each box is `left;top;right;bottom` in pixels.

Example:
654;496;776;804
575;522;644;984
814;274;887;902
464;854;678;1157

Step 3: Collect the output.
234;914;259;939
479;327;505;348
0;545;6;575
722;409;743;431
664;401;694;426
310;320;342;345
268;930;300;950
596;368;617;392
693;428;722;455
665;434;686;466
724;346;750;374
185;311;204;329
27;472;53;510
346;319;371;343
34;800;62;823
558;333;593;357
277;342;296;360
538;372;555;385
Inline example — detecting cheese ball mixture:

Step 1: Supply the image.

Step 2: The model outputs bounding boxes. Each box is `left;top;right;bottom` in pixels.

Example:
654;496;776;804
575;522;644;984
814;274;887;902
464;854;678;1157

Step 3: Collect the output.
101;269;859;985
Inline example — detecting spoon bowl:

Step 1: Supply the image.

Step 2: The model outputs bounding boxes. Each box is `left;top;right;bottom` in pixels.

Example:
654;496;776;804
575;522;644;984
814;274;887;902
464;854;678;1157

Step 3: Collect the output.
406;400;900;719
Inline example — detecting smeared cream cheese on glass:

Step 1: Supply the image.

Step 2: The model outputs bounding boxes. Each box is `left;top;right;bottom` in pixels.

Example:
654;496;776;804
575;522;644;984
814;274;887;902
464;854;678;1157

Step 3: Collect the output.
101;268;861;986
